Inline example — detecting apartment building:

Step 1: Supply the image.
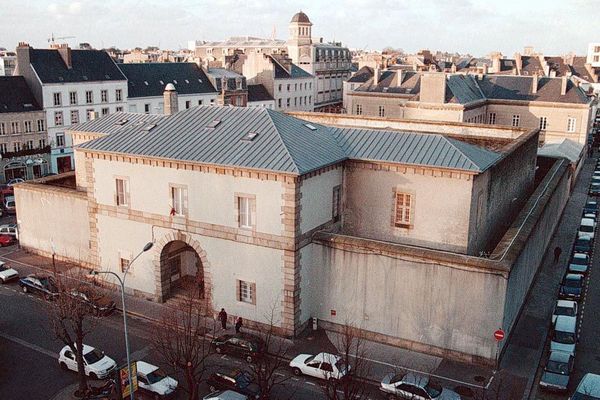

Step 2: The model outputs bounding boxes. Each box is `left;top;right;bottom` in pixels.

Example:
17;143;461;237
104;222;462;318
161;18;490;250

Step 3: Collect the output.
247;84;275;109
0;76;50;181
205;68;248;107
14;43;128;173
346;71;593;145
117;62;218;114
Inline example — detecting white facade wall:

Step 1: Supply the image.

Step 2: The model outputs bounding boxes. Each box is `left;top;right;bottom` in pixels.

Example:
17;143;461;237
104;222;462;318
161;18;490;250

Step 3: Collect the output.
247;100;276;109
127;93;217;114
299;167;342;233
273;77;314;111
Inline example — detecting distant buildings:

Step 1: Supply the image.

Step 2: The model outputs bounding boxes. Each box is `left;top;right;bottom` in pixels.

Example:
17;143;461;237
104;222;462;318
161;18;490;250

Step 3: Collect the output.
0;76;50;181
0;50;16;76
247;84;275;109
117;62;218;114
14;43;128;173
204;68;248;107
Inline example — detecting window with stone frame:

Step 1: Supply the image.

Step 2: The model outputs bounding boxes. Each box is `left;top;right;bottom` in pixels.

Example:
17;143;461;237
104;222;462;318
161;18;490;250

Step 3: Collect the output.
356;104;362;115
70;110;79;125
100;90;108;103
236;194;256;229
56;133;65;147
120;258;130;273
37;119;45;132
511;114;520;127
53;92;61;106
24;120;33;133
539;116;548;131
115;178;129;206
332;185;341;222
567;117;576;133
85;91;93;104
170;185;188;216
54;111;63;127
237;279;256;305
115;89;122;102
0;143;7;154
11;121;20;134
69;91;77;105
0;122;5;135
393;190;413;228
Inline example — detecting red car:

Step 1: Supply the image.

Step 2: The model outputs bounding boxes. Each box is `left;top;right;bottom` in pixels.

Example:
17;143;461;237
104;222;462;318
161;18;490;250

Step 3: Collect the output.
0;234;17;247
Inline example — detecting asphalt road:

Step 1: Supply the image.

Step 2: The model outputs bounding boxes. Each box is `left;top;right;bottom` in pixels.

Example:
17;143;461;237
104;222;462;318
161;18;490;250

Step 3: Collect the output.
0;263;386;400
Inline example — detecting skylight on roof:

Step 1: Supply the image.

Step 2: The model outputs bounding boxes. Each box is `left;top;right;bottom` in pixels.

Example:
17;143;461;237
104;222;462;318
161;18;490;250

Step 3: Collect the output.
143;124;157;131
173;80;178;84
198;79;203;83
159;80;164;85
105;74;110;79
185;79;189;84
144;81;149;86
115;119;128;126
24;103;33;108
206;120;221;129
304;123;318;131
241;132;259;142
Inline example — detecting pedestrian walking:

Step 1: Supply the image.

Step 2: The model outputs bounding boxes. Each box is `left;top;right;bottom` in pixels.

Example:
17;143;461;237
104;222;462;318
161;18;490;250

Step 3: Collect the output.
554;246;562;263
235;317;243;334
218;308;228;330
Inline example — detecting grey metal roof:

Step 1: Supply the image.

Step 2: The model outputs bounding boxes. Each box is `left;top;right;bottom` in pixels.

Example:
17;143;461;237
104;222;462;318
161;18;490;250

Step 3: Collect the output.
330;127;500;172
78;107;346;175
0;76;42;113
30;49;126;83
69;112;167;135
446;75;485;104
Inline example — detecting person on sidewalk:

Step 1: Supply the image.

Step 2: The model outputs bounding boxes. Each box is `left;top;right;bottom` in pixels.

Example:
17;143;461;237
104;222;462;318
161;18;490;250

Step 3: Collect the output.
235;317;243;334
554;246;562;263
218;308;228;330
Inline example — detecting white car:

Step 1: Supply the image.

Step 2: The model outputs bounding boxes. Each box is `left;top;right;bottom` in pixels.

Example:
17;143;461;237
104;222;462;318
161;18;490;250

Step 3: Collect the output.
571;373;600;399
550;315;577;356
0;224;17;237
203;391;248;400
58;344;117;379
6;178;24;186
569;253;590;274
380;372;461;400
0;261;18;283
137;361;178;397
289;352;349;381
552;299;577;325
578;217;596;239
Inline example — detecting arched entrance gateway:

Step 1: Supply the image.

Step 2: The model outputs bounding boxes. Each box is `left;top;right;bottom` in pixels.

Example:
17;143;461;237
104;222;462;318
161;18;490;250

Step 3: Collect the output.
154;233;211;308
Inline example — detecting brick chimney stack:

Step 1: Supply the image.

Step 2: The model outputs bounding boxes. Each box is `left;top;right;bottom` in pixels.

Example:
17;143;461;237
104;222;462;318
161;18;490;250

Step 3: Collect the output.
490;52;502;73
56;43;72;69
373;66;381;85
163;83;179;115
532;74;539;94
560;76;568;96
15;42;31;75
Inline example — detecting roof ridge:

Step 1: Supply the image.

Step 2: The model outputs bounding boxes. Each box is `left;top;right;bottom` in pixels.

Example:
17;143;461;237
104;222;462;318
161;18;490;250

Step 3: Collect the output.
264;108;302;174
442;136;481;172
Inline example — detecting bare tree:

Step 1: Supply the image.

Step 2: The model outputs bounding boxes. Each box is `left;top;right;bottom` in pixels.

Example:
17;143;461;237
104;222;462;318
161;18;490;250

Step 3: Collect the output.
46;270;101;396
321;321;371;400
152;286;214;400
245;305;294;399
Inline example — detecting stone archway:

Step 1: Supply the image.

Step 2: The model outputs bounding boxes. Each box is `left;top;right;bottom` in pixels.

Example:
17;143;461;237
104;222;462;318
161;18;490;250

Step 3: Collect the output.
153;231;212;310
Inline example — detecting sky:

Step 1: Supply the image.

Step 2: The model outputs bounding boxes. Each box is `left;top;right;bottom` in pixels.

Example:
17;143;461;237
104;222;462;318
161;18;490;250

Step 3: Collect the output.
0;0;598;56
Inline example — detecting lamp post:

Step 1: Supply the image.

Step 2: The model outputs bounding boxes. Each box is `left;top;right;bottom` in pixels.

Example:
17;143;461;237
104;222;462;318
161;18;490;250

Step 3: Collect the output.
90;241;153;400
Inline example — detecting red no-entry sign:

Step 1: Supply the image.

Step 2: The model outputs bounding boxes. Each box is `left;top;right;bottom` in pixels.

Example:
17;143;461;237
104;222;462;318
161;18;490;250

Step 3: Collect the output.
494;329;505;341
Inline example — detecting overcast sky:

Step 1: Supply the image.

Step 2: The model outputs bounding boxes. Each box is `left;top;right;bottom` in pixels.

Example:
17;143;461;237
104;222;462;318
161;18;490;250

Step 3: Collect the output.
0;0;597;56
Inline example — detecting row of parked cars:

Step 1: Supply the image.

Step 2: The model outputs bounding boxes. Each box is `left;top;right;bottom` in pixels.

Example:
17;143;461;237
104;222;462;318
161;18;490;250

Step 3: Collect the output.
538;161;600;396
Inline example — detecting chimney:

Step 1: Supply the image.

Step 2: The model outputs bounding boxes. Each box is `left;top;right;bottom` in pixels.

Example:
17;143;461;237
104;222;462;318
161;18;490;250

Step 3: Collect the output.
560;76;568;96
373;67;381;85
514;53;522;74
481;63;488;75
532;74;538;94
57;43;72;69
491;52;501;73
163;83;179;115
419;73;446;104
395;70;404;87
15;42;31;75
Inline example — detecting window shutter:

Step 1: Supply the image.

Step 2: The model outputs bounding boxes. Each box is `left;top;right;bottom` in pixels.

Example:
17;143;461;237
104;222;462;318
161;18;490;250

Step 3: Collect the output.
250;282;256;305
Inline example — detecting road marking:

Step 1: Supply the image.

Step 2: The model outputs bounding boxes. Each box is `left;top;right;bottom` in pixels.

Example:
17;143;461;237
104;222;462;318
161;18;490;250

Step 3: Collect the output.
305;381;316;386
274;372;286;377
0;331;57;359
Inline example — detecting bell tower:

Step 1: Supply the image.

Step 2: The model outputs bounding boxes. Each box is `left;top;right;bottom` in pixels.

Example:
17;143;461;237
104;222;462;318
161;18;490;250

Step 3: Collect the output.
287;11;312;64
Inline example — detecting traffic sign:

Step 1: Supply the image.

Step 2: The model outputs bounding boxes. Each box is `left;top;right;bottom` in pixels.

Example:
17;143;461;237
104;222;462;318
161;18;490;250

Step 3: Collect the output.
494;329;505;341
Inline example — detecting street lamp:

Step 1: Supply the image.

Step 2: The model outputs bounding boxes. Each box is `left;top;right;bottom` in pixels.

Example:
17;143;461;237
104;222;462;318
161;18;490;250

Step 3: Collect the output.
90;241;153;400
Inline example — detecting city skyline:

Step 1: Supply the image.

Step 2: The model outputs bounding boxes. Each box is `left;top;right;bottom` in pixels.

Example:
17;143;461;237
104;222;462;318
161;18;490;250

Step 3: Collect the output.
0;0;597;55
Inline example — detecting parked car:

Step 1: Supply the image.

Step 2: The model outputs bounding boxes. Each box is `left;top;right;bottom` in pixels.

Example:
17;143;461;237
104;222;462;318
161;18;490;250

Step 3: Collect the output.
58;344;117;379
19;274;58;298
560;274;585;300
289;352;349;381
550;315;577;356
136;360;178;398
212;333;265;363
577;218;596;240
206;369;260;399
6;178;24;187
0;234;16;247
0;223;18;237
380;372;461;400
203;391;248;400
3;195;15;215
571;373;600;399
69;286;116;316
569;253;590;274
552;299;578;325
584;200;598;214
574;236;593;254
589;183;600;196
539;350;574;392
584;211;597;221
0;261;18;283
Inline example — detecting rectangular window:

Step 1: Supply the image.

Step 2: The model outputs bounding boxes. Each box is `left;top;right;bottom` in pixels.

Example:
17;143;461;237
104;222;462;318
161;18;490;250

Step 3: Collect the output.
37;119;45;132
85;91;93;104
356;104;362;115
54;111;63;126
278;99;282;108
394;191;413;227
287;84;290;91
144;104;150;113
115;178;129;206
0;123;4;135
539;116;547;130
286;98;290;107
278;84;282;92
512;114;520;127
101;107;109;116
13;142;21;152
237;280;256;304
198;100;203;106
11;121;20;134
120;258;130;273
38;139;46;148
378;105;385;117
185;100;191;109
70;110;79;124
24;120;33;133
171;186;186;216
53;92;61;106
56;133;65;147
567;117;576;133
116;106;123;112
115;89;122;102
86;109;94;121
0;143;7;153
238;196;254;229
25;140;34;150
332;185;341;222
69;91;77;105
100;90;108;103
294;97;297;106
